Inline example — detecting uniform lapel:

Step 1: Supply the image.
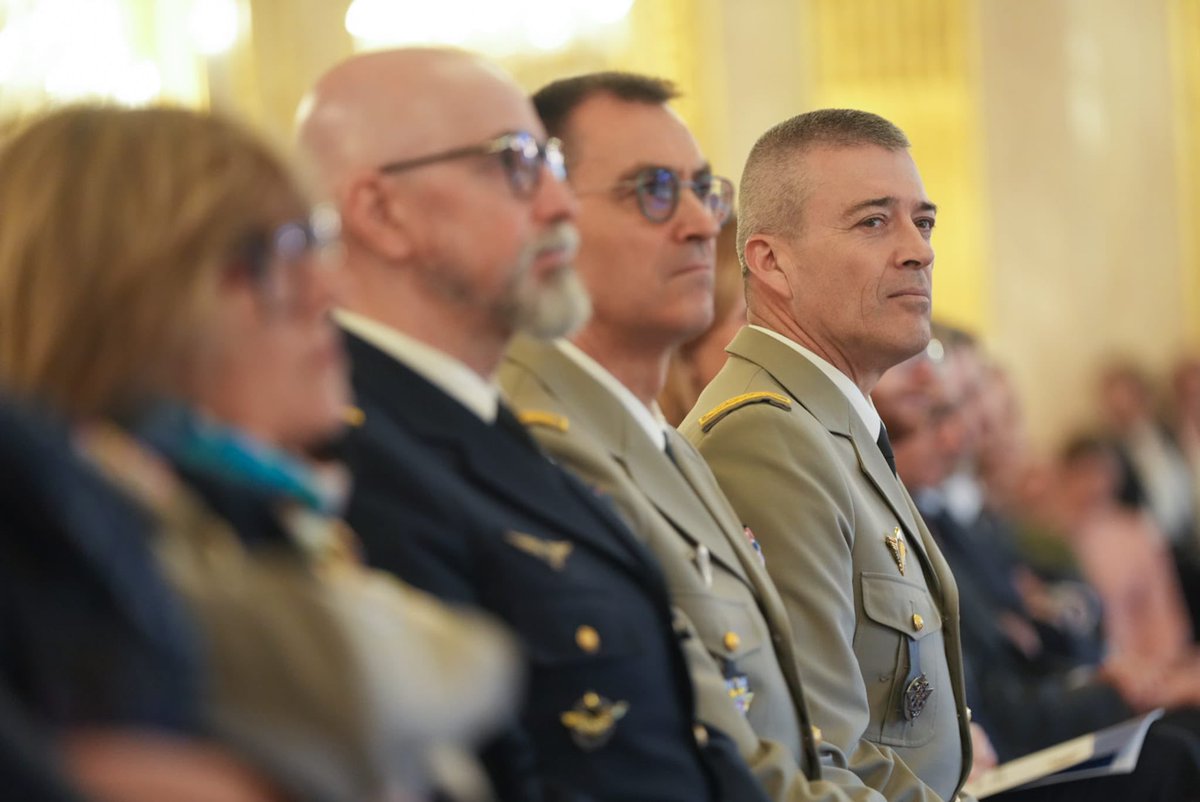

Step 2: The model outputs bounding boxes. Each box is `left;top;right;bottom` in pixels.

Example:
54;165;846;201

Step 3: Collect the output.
506;337;750;582
662;427;767;584
729;327;937;580
345;332;653;577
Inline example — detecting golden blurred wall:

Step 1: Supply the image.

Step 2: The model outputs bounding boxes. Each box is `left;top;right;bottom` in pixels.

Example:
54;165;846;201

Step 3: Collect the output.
1173;0;1200;345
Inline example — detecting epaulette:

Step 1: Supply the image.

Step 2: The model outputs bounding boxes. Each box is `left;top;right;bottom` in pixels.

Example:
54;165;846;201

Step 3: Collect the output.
343;406;366;427
698;391;791;432
517;410;569;433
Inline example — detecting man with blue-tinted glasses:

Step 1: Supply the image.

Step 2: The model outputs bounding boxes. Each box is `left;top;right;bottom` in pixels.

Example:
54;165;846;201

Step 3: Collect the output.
297;49;774;802
500;72;884;802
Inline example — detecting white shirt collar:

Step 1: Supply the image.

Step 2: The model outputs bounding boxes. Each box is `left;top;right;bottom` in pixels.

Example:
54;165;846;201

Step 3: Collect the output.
554;339;669;451
335;309;500;424
748;324;881;438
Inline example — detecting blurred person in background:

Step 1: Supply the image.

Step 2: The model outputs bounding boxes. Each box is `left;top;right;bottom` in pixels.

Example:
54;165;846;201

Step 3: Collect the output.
1047;438;1200;707
874;348;1200;802
658;214;746;427
1171;356;1200;473
972;363;1034;516
921;325;1103;666
1169;355;1200;630
0;105;517;802
1097;360;1200;639
1098;362;1195;544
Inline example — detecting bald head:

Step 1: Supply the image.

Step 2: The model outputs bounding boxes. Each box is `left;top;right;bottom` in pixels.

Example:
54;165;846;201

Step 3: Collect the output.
293;47;584;375
297;48;535;200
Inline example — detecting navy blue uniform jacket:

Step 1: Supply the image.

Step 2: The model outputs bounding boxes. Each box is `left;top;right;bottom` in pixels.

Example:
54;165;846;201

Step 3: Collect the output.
341;332;767;802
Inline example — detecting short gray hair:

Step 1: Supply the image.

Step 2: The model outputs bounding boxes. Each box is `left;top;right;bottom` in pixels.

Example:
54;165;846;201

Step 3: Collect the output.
737;109;910;274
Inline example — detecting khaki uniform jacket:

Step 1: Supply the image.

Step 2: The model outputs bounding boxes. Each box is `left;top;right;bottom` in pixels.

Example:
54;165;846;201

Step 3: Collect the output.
680;327;974;802
500;335;886;802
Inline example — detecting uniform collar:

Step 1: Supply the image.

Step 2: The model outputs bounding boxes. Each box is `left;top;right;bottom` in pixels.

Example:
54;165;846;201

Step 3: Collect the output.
554;338;668;451
336;309;500;424
747;324;881;438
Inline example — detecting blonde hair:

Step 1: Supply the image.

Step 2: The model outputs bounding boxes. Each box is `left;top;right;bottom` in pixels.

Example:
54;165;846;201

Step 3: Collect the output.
0;105;304;421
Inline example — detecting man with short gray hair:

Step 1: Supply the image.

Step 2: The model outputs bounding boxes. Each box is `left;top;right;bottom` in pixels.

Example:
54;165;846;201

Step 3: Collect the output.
683;109;975;802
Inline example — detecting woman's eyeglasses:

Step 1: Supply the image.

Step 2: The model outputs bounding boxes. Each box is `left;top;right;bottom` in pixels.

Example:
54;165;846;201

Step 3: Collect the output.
235;204;342;303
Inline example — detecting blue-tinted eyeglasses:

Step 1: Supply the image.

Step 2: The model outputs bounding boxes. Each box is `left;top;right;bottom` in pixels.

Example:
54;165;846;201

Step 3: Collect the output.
237;204;341;293
585;167;734;225
378;130;566;198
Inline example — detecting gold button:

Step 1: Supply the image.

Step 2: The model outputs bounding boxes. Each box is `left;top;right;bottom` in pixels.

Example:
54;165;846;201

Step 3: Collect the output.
343;406;365;427
693;723;709;747
576;625;601;654
912;613;924;631
583;692;600;709
723;631;741;652
811;725;822;744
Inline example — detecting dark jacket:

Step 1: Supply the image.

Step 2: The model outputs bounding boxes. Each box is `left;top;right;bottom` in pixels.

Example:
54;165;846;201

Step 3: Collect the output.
341;332;768;802
0;400;205;800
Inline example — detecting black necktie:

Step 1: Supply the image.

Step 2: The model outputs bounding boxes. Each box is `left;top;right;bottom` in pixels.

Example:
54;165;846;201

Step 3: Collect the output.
876;425;897;477
662;435;680;469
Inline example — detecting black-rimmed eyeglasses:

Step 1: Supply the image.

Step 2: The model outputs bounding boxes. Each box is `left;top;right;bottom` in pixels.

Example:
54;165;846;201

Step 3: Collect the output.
579;167;734;225
377;130;566;198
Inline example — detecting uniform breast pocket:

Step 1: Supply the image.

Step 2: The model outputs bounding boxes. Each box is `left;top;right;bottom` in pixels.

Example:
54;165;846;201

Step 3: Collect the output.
510;594;645;667
857;572;946;748
674;593;766;718
508;595;650;754
673;593;766;667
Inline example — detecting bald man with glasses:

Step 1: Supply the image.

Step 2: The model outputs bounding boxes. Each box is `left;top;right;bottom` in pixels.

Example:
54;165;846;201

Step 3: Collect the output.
499;72;883;802
296;49;773;802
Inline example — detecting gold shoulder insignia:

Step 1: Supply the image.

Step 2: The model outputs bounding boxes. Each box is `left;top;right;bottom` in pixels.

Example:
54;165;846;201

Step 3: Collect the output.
698;391;792;432
343;406;366;427
518;410;569;433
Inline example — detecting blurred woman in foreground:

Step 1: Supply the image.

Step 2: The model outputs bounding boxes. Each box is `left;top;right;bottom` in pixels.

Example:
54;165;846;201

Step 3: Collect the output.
0;105;516;802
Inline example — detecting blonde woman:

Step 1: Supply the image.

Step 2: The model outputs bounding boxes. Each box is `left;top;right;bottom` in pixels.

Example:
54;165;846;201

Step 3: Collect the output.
0;106;515;802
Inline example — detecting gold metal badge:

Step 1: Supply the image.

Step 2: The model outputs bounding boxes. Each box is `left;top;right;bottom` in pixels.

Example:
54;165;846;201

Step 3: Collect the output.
504;531;573;571
885;527;907;575
561;691;628;751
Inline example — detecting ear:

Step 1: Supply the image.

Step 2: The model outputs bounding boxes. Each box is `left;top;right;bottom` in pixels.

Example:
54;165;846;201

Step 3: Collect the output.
743;233;794;301
340;173;416;263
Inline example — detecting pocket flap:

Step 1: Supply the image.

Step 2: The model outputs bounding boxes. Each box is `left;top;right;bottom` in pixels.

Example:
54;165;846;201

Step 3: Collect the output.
674;593;765;661
511;595;642;665
860;572;942;641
